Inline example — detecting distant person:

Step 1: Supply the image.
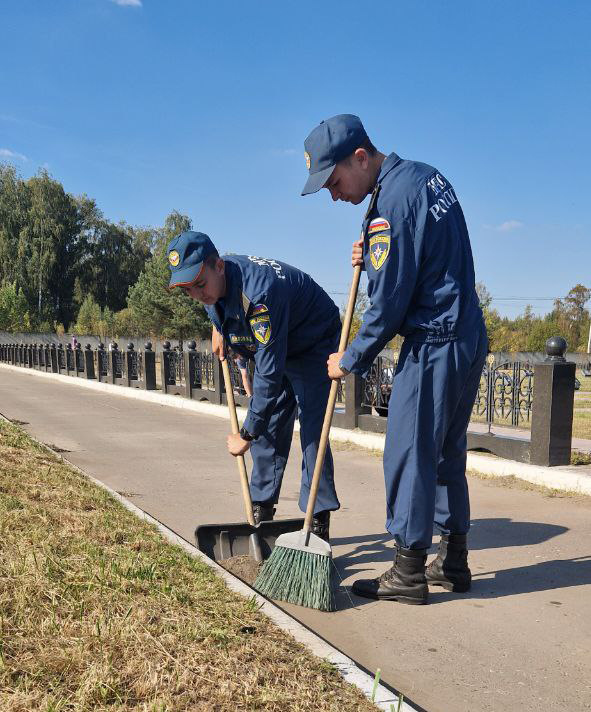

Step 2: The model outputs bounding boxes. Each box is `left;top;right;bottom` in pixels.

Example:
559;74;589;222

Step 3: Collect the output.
302;114;487;604
233;353;253;397
166;231;341;542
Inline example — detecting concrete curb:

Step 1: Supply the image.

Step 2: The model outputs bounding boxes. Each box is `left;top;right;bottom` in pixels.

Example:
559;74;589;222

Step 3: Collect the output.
2;361;590;497
0;411;413;712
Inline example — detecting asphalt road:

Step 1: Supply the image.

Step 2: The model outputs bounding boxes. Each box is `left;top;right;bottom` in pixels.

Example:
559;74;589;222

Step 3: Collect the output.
1;366;590;712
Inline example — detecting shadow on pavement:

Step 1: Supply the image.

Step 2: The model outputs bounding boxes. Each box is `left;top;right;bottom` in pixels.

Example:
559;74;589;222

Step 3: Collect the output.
331;518;574;610
468;517;568;550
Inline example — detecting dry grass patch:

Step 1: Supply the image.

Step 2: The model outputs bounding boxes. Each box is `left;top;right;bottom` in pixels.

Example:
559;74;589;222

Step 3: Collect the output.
0;420;379;712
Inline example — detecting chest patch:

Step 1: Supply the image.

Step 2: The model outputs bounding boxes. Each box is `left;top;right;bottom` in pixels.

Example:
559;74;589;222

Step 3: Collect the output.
249;314;271;345
369;234;390;270
230;334;254;344
368;217;391;234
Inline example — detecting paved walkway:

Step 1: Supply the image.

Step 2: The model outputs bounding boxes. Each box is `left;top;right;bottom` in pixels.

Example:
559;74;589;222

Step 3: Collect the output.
1;368;590;712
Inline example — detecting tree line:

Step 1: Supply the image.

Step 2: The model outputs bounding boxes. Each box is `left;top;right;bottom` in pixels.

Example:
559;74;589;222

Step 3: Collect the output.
0;164;208;341
1;163;589;353
477;283;590;353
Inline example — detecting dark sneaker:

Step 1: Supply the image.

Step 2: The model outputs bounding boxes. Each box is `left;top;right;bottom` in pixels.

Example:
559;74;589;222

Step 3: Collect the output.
426;533;471;592
352;546;428;605
252;502;276;525
312;510;331;542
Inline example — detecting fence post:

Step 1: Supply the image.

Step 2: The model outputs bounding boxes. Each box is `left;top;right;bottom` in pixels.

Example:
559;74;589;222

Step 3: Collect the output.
66;343;75;376
343;372;369;429
123;343;135;387
530;337;575;466
161;341;172;393
212;354;224;404
49;344;57;372
142;342;156;390
83;343;95;379
107;342;118;384
184;341;196;398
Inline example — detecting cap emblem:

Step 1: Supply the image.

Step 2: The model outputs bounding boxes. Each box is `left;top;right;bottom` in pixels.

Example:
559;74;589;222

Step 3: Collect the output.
168;250;180;267
304;151;311;170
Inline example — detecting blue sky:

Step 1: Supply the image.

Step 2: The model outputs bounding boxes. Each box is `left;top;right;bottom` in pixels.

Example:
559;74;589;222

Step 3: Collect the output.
1;0;590;317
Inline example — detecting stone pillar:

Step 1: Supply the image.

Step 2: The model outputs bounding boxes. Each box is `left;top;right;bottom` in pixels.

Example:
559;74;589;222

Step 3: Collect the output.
530;337;576;466
143;342;156;390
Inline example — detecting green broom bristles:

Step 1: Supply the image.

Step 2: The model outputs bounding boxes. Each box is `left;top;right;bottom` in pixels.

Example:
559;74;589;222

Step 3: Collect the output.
254;545;336;612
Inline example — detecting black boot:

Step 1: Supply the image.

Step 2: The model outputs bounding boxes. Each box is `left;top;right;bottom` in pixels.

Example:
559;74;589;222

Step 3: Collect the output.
312;510;330;542
352;546;428;604
252;502;276;525
426;533;471;592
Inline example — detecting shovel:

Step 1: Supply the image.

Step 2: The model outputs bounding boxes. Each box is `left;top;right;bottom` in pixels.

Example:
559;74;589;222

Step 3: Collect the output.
195;355;304;563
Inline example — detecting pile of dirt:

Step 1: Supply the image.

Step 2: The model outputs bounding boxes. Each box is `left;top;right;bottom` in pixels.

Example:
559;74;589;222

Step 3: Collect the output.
219;555;262;585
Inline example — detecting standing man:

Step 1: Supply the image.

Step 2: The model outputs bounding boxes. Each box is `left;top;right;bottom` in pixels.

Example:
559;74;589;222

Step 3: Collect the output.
302;114;487;604
167;231;341;540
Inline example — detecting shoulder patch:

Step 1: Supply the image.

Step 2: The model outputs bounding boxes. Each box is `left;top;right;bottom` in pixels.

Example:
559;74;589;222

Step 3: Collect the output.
249;314;271;345
250;303;268;316
368;217;391;234
369;234;390;270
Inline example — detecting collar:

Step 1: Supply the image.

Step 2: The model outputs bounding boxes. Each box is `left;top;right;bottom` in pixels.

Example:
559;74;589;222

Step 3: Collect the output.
376;152;402;184
363;153;401;220
214;260;251;322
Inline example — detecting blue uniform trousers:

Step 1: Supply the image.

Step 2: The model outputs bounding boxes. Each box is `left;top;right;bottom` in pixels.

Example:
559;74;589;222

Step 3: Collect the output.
248;329;341;514
384;322;488;549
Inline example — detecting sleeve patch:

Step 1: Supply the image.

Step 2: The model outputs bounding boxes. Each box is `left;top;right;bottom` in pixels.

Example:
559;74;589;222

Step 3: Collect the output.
250;303;268;315
369;234;390;270
249;314;272;345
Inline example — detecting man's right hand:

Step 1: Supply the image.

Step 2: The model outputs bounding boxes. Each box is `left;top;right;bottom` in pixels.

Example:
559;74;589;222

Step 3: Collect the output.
352;238;364;267
212;326;225;361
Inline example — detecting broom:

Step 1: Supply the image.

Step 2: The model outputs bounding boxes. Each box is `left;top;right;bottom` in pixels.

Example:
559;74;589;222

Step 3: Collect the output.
254;265;361;611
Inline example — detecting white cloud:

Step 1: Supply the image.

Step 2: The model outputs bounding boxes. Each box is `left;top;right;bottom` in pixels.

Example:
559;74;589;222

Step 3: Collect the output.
0;148;28;162
110;0;142;6
497;220;524;232
483;220;524;232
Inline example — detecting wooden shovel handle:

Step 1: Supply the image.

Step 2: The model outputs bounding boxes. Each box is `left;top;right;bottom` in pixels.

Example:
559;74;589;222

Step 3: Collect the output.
304;265;362;531
221;357;256;527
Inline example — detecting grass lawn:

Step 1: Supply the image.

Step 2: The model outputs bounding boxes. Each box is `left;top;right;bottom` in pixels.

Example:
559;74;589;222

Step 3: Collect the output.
0;420;380;712
576;369;591;392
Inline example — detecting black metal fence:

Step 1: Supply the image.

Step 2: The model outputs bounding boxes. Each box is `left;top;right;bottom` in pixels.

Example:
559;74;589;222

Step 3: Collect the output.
0;336;579;466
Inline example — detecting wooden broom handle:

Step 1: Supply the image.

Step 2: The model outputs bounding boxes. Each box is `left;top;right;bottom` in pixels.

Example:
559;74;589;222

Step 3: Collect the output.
221;357;256;527
304;264;362;531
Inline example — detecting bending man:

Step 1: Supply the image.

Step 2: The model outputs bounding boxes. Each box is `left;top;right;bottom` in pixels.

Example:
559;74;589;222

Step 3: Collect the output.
167;231;341;541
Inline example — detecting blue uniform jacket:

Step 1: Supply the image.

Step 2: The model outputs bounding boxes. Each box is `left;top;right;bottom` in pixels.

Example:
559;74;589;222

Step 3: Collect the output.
340;152;483;377
205;255;340;438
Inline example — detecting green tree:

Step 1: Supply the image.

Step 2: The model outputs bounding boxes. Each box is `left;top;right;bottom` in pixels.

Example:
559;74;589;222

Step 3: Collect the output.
74;294;102;335
126;211;209;340
0;282;30;331
526;318;561;352
17;170;83;327
75;197;151;314
0;165;31;288
113;308;138;337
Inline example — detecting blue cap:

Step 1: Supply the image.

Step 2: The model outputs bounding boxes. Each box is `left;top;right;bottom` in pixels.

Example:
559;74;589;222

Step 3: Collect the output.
301;114;369;196
166;231;217;288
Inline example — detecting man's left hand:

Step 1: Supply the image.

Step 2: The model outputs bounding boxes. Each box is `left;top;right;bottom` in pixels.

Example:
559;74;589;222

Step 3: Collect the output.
227;433;251;456
327;351;346;380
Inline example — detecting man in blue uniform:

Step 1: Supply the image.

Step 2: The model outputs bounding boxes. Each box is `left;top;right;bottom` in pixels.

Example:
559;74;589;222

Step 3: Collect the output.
302;114;488;604
166;231;341;540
